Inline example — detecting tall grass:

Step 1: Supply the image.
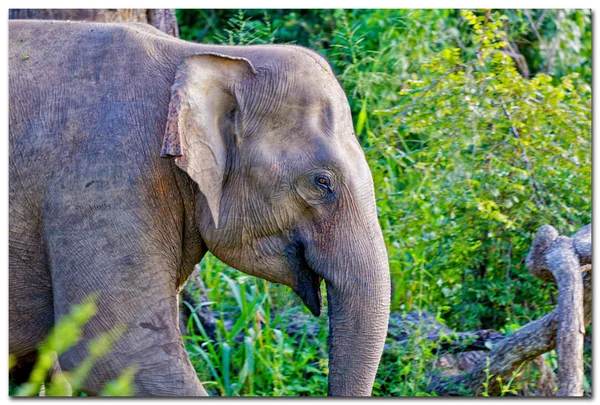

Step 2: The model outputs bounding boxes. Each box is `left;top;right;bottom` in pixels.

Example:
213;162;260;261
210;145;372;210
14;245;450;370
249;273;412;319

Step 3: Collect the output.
183;254;329;396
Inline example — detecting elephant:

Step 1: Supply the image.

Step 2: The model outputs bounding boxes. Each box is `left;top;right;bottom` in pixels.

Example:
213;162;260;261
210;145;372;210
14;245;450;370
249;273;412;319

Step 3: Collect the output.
9;20;391;396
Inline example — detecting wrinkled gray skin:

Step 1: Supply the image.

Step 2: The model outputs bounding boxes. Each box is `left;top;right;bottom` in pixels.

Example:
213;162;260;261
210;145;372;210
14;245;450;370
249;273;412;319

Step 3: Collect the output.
9;20;390;396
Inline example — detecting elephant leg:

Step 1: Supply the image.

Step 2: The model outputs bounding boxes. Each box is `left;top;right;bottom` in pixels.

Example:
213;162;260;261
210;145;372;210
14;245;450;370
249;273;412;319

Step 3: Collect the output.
9;196;54;359
56;294;206;396
45;196;206;396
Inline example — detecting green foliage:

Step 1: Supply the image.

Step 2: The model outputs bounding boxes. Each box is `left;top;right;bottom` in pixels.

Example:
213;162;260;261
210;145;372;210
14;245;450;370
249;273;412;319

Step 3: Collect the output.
504;10;592;82
176;9;590;396
10;295;135;397
370;10;591;329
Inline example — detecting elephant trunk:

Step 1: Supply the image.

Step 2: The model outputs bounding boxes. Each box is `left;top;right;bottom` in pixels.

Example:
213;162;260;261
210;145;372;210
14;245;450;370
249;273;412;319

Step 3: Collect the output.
323;229;391;396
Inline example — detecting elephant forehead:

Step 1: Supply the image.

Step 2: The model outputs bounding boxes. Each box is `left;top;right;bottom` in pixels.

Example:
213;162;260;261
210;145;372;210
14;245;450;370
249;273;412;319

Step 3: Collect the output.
239;83;353;150
257;102;358;166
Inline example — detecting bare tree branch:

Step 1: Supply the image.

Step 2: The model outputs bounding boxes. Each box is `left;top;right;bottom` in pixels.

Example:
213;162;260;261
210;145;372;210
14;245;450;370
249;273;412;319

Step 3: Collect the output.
542;235;584;395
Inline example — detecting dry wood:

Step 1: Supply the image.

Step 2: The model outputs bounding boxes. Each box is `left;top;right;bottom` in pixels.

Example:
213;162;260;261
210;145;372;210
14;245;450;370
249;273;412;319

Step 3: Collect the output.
543;236;584;396
431;271;591;396
527;224;589;396
573;224;591;264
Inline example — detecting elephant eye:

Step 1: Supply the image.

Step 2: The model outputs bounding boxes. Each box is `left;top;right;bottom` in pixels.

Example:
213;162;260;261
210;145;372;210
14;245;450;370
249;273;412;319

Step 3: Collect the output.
315;175;331;189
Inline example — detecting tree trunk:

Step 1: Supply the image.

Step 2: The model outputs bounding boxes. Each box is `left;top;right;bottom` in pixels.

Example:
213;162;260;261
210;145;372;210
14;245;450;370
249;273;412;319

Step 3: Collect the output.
8;9;179;37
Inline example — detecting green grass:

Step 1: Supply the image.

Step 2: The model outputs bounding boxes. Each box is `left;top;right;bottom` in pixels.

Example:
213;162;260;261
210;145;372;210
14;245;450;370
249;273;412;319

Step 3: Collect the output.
182;254;329;396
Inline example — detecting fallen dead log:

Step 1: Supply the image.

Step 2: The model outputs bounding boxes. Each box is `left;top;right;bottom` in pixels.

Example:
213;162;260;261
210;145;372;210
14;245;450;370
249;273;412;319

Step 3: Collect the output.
430;224;591;396
527;224;589;396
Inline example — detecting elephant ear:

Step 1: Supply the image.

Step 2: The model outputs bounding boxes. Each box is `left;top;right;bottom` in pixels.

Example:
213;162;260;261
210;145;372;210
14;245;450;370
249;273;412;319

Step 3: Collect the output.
161;53;257;228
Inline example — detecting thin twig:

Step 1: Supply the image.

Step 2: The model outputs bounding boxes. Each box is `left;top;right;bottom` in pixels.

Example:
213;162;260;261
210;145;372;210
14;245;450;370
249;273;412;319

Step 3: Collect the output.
535;10;548;30
524;10;545;46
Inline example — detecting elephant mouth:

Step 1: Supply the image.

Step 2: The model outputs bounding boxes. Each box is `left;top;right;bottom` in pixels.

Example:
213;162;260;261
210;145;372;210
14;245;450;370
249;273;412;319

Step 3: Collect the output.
297;271;323;317
290;241;323;317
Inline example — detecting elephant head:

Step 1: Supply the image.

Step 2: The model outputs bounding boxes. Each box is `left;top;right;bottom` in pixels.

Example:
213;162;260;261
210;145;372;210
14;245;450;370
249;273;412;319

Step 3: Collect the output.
161;47;390;396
